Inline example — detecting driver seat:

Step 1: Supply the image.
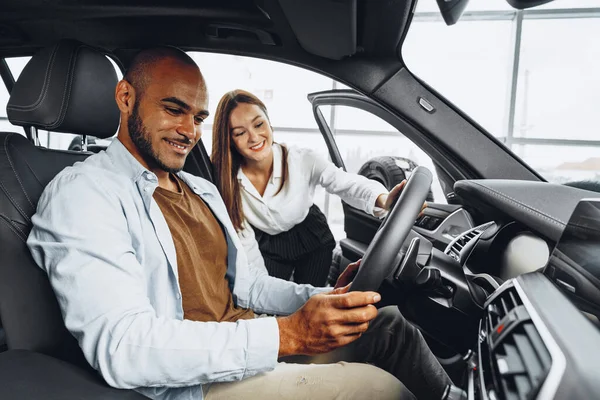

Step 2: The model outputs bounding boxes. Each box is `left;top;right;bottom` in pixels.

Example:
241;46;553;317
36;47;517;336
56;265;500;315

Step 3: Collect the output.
0;40;147;398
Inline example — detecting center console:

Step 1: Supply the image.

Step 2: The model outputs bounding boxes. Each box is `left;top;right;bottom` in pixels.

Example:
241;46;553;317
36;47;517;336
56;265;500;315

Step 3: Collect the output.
445;273;599;400
471;278;558;400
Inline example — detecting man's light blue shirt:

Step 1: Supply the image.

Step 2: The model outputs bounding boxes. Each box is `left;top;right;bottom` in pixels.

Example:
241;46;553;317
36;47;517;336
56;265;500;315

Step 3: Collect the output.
27;139;327;400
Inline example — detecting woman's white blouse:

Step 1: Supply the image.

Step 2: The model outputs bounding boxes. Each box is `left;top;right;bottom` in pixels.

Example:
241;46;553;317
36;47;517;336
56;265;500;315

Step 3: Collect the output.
237;143;388;275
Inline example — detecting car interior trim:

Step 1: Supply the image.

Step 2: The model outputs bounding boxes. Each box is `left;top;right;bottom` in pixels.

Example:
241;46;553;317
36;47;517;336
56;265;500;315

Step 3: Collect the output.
513;279;566;400
413;207;474;243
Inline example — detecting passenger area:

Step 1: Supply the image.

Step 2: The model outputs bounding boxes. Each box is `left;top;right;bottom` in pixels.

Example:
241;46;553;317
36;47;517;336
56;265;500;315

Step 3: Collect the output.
0;40;148;398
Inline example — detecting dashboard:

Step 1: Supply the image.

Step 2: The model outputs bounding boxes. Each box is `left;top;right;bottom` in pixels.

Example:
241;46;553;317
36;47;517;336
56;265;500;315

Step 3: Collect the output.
438;179;600;400
340;178;600;400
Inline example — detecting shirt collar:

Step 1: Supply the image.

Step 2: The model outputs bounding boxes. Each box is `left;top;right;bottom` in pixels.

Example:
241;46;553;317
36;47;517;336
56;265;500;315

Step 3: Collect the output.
106;138;213;195
106;138;148;183
272;142;283;180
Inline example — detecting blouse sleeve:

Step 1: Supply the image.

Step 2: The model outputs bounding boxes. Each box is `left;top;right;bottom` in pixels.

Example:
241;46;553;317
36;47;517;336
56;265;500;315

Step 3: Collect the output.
306;149;389;217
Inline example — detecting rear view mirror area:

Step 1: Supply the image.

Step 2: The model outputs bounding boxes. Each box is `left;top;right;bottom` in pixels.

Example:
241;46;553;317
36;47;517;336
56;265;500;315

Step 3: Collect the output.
436;0;469;25
505;0;555;9
434;0;556;26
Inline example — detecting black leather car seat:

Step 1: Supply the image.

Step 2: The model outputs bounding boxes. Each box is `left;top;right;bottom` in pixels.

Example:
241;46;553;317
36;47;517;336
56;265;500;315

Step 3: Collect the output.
0;39;119;366
0;41;152;399
1;41;119;370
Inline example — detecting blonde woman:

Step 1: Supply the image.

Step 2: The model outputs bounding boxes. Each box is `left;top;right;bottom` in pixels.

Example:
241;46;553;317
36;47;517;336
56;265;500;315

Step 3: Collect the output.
211;90;405;286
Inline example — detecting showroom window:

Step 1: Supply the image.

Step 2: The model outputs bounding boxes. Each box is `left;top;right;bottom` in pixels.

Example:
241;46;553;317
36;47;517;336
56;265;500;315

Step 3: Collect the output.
512;17;600;183
404;0;600;184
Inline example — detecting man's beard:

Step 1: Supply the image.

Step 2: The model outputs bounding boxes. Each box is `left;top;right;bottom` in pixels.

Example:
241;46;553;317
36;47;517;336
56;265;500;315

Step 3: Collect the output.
128;101;186;174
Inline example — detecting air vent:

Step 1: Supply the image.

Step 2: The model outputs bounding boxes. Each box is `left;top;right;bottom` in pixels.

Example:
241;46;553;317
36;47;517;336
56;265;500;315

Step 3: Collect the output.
445;224;487;262
486;288;522;330
480;287;552;400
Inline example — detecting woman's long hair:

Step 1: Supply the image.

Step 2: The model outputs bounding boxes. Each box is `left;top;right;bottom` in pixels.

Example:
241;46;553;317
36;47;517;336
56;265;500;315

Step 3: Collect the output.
212;89;287;232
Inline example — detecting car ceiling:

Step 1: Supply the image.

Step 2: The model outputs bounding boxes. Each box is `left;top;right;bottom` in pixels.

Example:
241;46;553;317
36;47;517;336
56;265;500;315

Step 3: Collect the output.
0;0;414;74
1;0;545;184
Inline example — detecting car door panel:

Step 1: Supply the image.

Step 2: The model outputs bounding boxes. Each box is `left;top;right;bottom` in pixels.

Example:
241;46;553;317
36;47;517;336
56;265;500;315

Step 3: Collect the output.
308;89;474;253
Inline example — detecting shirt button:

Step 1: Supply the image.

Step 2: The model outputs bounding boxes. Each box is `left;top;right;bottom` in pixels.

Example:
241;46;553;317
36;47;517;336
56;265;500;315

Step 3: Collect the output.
176;293;182;299
144;187;149;192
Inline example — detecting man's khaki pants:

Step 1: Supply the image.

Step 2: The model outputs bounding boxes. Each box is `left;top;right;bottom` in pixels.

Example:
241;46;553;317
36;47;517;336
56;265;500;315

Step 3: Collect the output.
205;306;451;400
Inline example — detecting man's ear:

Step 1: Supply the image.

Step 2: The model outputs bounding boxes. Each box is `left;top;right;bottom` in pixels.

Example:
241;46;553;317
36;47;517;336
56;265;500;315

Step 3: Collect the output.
115;80;136;114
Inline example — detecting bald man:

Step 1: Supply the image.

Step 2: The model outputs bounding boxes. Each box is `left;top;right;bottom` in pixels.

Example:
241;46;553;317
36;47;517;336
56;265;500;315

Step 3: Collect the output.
28;47;451;400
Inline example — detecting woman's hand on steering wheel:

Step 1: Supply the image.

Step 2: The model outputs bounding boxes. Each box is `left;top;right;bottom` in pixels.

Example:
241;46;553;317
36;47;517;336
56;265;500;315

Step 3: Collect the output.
349;166;433;292
377;180;427;216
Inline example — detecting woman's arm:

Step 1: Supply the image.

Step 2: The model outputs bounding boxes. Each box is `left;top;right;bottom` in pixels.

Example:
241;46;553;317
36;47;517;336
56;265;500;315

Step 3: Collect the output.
307;150;389;216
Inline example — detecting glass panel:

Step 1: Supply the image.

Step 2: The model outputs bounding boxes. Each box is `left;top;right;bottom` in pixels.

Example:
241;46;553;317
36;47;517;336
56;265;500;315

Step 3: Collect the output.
1;57;30;134
415;0;598;12
403;20;513;137
513;18;600;141
5;56;29;80
536;0;600;9
329;105;448;238
188;52;333;130
332;106;445;201
415;0;513;13
0;118;22;134
513;143;600;183
190;52;334;158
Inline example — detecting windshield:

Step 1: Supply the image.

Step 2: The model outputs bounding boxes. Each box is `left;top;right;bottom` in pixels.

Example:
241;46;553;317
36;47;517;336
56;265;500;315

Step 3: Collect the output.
403;0;600;185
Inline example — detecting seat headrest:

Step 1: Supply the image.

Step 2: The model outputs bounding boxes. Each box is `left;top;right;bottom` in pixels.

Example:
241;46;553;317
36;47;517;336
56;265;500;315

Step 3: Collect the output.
6;40;119;139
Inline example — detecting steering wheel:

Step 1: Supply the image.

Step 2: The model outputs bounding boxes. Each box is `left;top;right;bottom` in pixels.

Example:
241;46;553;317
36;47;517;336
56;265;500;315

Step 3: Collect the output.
349;166;433;292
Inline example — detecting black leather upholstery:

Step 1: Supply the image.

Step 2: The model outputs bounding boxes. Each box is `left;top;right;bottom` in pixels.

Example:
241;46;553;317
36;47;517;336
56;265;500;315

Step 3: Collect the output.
454;179;600;242
0;350;147;399
6;39;119;138
0;39;120;371
0;133;90;366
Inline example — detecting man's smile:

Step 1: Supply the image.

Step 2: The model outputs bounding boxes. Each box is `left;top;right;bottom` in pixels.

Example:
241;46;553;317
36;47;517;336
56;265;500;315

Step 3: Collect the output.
164;138;191;154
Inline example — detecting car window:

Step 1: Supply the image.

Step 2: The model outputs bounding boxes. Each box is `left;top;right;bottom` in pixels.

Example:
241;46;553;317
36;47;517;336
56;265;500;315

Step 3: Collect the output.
0;80;20;134
188;52;450;239
188;52;335;149
187;52;336;228
403;1;600;184
322;105;447;238
0;57;29;135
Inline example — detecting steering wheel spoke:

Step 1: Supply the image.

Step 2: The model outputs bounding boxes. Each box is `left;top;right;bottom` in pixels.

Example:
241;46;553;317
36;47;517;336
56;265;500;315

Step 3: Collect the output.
350;166;433;292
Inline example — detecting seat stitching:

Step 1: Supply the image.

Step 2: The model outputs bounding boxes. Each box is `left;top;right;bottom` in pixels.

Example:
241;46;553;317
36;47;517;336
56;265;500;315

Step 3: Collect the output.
11;46;83;129
470;182;565;227
5;136;35;209
6;217;28;239
1;138;31;222
0;178;31;223
9;144;44;186
0;215;27;243
53;46;81;128
6;44;60;112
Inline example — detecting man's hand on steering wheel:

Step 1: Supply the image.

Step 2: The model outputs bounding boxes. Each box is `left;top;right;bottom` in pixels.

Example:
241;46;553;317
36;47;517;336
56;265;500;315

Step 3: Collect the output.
334;259;362;289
